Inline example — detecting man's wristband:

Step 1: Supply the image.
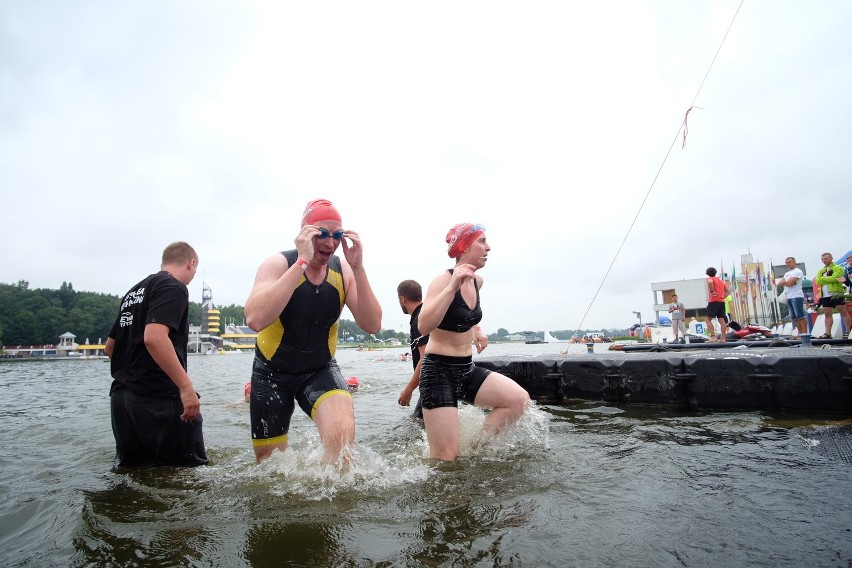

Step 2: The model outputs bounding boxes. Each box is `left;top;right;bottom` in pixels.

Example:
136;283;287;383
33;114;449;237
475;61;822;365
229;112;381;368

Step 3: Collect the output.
295;259;308;270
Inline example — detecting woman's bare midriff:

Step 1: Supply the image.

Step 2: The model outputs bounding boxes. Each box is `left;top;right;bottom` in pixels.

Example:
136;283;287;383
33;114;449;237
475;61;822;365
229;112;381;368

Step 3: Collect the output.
425;328;474;357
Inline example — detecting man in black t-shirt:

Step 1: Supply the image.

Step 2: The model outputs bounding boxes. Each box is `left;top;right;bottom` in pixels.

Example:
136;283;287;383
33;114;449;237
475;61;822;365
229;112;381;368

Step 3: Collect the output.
105;241;206;468
397;280;428;420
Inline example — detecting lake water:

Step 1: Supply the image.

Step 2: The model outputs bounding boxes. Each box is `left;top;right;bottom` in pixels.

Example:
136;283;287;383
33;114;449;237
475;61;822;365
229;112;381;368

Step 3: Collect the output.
1;342;851;567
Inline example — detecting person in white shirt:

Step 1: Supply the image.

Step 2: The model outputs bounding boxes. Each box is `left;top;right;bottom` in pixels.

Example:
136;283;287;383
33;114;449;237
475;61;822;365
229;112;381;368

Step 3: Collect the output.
777;256;807;335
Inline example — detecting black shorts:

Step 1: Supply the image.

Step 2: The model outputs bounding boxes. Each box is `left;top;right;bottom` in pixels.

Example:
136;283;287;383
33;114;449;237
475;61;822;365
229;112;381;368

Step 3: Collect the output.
110;387;207;468
817;295;848;308
249;357;350;447
419;354;491;410
706;301;727;319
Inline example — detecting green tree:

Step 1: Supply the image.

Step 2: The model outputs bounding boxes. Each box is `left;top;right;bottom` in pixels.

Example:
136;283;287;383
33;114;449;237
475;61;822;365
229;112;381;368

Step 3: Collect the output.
5;310;40;345
74;293;120;342
38;306;68;341
497;328;509;338
218;304;247;328
378;329;398;341
57;281;76;309
19;293;50;314
0;284;20;341
66;306;96;343
188;302;202;327
338;318;370;342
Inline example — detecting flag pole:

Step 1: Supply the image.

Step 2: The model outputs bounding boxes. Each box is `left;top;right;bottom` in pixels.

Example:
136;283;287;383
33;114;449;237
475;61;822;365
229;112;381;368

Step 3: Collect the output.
770;258;780;330
757;260;769;327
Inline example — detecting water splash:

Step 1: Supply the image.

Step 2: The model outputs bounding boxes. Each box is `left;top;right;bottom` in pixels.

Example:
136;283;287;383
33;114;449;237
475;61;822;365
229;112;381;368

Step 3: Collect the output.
197;403;552;502
456;402;551;459
223;438;434;501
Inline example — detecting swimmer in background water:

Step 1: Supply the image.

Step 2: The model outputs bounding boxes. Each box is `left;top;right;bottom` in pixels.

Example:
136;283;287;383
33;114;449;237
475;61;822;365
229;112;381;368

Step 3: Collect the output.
416;223;531;461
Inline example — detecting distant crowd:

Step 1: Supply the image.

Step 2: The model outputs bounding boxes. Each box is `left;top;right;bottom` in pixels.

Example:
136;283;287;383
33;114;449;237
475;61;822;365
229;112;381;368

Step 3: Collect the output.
665;252;850;343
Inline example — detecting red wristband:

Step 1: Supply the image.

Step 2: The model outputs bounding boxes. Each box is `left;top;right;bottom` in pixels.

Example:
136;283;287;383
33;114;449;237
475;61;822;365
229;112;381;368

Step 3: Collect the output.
295;259;308;270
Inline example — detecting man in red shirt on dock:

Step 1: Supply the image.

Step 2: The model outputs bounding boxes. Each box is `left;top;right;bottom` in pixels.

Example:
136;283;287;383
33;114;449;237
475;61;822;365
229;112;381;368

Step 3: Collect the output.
705;267;730;342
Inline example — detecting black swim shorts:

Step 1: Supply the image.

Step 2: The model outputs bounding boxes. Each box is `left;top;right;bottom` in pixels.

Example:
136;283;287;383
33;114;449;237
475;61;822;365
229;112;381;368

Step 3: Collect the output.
249;357;350;447
419;353;491;410
706;301;727;319
817;295;848;309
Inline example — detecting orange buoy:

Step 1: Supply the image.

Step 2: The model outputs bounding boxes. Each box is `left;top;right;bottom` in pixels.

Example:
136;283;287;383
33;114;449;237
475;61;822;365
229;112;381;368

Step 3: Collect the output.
244;381;251;402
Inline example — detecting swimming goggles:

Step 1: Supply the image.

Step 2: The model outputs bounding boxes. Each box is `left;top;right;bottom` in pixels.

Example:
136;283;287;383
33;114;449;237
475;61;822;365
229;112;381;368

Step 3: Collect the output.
316;228;345;240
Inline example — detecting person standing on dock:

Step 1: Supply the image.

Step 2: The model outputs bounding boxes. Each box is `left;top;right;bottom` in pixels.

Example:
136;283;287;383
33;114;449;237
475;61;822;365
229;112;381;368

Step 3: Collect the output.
845;256;852;294
777;256;808;336
814;252;850;338
397;279;429;420
105;241;207;468
416;223;530;461
668;294;686;342
724;293;734;322
704;267;730;342
244;198;382;465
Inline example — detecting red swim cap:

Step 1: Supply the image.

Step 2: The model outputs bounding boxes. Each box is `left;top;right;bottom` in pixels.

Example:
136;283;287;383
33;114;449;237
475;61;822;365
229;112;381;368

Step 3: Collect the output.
301;198;342;226
446;223;485;258
346;376;359;392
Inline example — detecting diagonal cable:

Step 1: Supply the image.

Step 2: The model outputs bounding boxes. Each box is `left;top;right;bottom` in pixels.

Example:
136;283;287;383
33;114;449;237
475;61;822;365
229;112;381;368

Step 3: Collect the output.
572;0;745;335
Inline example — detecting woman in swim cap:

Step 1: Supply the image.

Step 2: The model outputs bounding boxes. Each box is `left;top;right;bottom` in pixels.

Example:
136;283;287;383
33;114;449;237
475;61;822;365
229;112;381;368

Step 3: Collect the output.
416;223;531;461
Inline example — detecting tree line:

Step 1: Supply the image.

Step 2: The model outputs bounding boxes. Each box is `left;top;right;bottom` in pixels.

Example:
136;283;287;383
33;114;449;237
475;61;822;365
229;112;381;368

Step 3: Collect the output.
0;280;385;347
0;280;622;347
0;281;120;346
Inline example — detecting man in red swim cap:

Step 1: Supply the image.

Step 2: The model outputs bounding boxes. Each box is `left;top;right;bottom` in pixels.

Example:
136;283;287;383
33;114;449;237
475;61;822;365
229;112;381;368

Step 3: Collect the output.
244;198;382;466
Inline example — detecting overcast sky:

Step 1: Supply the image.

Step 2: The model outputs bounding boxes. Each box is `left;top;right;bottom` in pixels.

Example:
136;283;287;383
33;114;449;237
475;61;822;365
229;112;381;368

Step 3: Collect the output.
2;1;849;334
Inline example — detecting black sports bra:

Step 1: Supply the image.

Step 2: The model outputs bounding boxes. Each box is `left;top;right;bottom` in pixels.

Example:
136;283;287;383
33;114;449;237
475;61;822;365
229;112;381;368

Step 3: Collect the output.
436;269;483;332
